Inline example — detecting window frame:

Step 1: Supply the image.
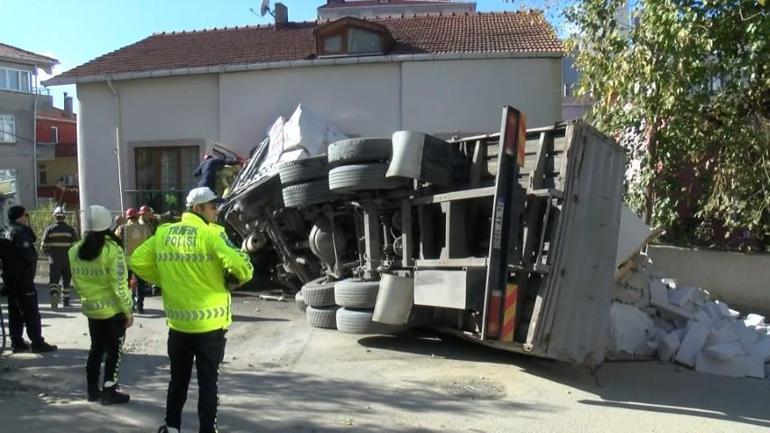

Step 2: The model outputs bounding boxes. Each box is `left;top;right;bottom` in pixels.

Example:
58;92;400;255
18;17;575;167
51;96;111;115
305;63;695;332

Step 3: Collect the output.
0;68;33;93
50;126;59;144
0;114;16;143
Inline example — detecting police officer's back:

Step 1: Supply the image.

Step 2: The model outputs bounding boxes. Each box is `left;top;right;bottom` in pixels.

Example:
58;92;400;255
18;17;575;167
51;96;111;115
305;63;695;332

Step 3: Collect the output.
130;187;252;433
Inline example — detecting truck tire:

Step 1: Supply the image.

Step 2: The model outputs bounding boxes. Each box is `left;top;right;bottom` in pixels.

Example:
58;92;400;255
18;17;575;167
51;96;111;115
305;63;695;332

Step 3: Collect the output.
328;138;391;165
301;277;336;307
295;291;307;312
282;180;336;208
334;278;380;309
306;305;338;329
328;163;407;193
279;156;328;186
336;308;406;334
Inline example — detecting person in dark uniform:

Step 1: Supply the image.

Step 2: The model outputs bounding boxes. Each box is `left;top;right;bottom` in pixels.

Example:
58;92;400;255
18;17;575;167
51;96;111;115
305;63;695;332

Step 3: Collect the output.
3;205;57;353
41;206;78;308
192;155;237;192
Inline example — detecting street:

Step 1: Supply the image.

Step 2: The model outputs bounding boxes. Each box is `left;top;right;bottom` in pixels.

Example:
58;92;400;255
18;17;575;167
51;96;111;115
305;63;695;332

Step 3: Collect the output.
0;279;768;433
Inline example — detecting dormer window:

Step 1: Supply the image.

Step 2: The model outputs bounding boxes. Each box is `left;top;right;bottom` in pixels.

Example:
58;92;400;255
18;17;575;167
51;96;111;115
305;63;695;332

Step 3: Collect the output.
315;17;394;57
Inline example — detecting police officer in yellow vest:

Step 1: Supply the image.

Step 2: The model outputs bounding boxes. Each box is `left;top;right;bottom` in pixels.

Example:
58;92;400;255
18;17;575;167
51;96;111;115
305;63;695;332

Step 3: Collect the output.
68;205;134;405
130;187;253;433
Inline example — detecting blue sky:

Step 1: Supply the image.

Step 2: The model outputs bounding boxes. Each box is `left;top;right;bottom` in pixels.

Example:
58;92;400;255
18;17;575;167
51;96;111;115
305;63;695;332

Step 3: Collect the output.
0;0;568;112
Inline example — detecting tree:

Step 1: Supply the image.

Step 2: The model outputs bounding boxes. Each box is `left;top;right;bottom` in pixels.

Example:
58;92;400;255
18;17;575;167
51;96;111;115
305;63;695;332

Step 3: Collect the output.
565;0;769;249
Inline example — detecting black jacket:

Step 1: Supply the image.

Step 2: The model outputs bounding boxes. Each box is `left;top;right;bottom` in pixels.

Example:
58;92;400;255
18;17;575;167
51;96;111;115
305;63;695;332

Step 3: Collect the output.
3;222;38;280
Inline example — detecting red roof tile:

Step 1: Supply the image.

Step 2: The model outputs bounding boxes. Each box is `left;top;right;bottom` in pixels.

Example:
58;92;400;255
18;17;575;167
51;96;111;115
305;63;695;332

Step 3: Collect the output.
52;12;562;82
0;42;58;67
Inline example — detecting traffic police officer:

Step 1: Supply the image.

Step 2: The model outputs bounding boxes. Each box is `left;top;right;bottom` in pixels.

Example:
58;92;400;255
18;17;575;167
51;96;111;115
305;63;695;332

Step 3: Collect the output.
41;206;78;308
69;205;134;404
130;187;253;433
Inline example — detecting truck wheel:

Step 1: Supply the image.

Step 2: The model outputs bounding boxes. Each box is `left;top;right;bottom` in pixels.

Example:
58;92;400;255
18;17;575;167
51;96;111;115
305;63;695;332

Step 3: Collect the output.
328;138;391;165
306;305;338;329
279;156;328;186
328;163;407;193
295;291;307;312
301;277;337;307
334;278;380;309
336;308;407;334
282;180;336;208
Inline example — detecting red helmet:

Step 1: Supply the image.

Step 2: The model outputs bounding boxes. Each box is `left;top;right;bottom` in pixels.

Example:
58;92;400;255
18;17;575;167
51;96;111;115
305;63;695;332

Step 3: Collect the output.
125;208;139;218
139;205;153;214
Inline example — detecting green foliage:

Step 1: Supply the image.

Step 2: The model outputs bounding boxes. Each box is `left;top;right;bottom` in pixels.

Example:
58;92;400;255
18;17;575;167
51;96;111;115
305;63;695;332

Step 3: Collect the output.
566;0;770;250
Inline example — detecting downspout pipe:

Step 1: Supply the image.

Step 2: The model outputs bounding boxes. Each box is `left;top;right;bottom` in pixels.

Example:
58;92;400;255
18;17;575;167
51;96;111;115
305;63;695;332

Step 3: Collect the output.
106;79;125;212
32;93;38;208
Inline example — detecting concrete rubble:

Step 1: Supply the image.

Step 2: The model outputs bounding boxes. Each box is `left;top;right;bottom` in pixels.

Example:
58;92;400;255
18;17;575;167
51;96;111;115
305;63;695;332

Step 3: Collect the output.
610;252;770;379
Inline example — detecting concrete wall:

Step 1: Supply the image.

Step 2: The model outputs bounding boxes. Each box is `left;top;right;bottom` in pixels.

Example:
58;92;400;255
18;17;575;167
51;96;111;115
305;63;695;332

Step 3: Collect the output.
648;245;770;313
76;57;562;211
402;58;562;134
219;63;402;153
0;90;38;207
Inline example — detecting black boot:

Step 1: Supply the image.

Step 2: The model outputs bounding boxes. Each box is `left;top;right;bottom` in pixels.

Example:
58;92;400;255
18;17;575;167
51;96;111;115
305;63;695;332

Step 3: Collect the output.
87;388;102;402
101;386;130;405
11;341;30;353
31;341;58;353
62;297;71;307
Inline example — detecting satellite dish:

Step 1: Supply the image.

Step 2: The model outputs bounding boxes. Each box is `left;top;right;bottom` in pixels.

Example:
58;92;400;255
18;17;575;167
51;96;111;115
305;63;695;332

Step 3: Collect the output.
260;0;270;16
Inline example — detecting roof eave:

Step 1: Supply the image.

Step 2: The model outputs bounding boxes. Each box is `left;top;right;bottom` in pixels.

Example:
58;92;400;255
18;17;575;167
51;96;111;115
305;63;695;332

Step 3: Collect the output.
43;50;564;86
0;55;58;74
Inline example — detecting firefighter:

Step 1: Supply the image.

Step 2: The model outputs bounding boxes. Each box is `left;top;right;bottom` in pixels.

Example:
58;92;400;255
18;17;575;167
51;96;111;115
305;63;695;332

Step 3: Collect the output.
3;205;57;353
41;206;78;308
130;187;253;433
68;205;133;404
139;205;159;234
115;208;152;313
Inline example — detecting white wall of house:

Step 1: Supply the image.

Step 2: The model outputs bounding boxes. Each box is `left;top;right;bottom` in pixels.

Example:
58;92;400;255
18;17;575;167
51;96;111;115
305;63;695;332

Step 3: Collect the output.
76;57;562;211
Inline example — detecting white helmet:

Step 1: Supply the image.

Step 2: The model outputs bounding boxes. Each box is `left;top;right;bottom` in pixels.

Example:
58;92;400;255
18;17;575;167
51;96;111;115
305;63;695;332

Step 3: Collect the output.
53;206;65;216
87;205;112;232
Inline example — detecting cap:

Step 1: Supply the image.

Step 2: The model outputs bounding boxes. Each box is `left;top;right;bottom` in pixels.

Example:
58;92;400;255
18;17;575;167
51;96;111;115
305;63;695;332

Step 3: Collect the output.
87;205;113;232
186;187;223;207
53;206;65;216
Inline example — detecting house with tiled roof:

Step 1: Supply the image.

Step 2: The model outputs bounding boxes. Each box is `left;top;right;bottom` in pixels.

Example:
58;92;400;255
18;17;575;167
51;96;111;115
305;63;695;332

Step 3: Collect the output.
45;4;564;213
0;42;58;212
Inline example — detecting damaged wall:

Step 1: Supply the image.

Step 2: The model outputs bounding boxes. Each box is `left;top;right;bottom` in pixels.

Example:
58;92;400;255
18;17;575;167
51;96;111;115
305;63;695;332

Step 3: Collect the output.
648;245;770;313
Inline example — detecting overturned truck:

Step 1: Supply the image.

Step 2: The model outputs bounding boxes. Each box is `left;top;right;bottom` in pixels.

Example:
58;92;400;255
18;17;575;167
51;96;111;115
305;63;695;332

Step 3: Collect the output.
222;106;625;366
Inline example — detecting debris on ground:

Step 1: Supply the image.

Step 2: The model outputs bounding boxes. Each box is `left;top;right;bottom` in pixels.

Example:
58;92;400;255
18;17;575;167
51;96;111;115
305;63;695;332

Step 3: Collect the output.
610;252;770;379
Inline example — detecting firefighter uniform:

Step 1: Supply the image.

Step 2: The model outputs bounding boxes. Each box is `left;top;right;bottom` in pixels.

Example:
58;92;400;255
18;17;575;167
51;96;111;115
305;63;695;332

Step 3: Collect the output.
41;213;78;307
130;207;253;433
69;233;134;402
116;214;152;312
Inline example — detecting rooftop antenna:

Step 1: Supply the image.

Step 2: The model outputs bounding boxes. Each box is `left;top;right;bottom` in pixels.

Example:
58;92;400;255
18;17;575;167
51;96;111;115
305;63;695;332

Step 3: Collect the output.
250;0;274;17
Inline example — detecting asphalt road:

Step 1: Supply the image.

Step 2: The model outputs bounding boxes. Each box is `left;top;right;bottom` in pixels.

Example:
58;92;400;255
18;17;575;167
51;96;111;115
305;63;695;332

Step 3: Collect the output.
1;282;769;433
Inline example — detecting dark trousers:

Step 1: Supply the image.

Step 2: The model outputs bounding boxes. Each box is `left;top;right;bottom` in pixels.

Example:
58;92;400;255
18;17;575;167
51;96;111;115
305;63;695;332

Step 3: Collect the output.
128;270;146;310
87;314;127;392
5;276;43;347
48;256;72;298
166;328;226;433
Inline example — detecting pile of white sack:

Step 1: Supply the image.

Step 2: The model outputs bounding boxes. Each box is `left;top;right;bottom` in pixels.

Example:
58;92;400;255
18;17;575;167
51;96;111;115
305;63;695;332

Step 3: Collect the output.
609;253;770;379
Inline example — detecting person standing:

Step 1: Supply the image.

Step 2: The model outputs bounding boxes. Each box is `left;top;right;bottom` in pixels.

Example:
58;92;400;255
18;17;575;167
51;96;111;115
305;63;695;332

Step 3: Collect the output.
130;187;253;433
41;206;78;308
139;205;159;234
3;205;57;353
69;205;134;404
115;208;152;313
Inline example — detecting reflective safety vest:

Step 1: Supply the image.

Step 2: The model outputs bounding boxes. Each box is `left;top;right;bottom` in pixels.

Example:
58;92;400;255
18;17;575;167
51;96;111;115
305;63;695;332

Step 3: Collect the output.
129;212;253;333
68;237;133;319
